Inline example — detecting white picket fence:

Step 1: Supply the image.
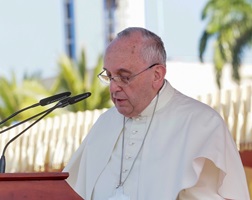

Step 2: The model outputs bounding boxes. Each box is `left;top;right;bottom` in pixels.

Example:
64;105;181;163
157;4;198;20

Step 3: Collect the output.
197;84;252;150
0;109;107;172
0;84;252;172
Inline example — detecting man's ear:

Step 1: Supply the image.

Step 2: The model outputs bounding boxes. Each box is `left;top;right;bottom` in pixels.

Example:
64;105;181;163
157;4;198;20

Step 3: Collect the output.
153;65;166;88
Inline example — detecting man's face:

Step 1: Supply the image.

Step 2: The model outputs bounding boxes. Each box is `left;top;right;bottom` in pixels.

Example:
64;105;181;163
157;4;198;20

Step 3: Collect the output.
103;37;157;118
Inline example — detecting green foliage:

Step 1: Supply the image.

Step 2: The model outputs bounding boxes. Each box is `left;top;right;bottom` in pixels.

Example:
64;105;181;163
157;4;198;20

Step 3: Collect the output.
0;74;58;127
199;0;252;89
52;49;112;112
0;50;111;126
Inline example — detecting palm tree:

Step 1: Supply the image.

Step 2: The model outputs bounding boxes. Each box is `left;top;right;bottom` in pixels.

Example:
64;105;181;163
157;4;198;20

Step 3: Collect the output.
199;0;252;89
52;49;111;112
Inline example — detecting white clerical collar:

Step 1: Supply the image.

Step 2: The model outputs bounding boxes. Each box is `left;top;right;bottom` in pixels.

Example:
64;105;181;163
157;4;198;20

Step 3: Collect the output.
136;80;175;118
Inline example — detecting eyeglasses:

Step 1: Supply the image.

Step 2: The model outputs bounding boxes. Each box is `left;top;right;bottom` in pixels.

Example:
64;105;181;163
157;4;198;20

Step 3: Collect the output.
97;63;159;87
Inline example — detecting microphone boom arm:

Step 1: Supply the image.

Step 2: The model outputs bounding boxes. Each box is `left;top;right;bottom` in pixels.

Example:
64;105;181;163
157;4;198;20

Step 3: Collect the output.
0;105;57;173
0;103;40;126
0;109;51;134
0;92;91;173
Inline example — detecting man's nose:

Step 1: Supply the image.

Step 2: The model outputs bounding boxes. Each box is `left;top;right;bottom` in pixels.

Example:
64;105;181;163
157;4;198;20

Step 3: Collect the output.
109;80;122;93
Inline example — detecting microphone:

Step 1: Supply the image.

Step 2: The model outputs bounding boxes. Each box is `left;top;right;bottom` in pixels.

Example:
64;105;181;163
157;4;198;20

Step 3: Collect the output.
0;92;92;134
39;92;71;106
0;92;91;173
68;92;91;104
0;92;71;126
0;97;72;135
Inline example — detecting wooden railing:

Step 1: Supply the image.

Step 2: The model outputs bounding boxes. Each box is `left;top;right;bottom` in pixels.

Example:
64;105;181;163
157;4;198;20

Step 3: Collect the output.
0;84;252;172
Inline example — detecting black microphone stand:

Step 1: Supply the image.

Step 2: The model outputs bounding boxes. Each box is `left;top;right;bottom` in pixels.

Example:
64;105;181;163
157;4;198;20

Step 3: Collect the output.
0;98;70;173
0;92;91;173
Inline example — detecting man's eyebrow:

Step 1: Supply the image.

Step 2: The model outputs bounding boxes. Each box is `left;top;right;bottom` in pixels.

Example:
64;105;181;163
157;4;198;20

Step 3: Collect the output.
103;67;133;75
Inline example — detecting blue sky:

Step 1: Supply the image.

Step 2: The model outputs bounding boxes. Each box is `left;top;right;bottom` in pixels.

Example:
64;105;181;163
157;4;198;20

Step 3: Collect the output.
1;0;252;81
0;0;64;80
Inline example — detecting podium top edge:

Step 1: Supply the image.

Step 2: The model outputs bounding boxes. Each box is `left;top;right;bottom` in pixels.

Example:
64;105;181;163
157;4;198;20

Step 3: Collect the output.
0;172;69;181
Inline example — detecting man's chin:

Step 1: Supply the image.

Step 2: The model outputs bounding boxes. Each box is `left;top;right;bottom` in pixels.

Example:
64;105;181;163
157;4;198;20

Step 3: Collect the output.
116;107;131;117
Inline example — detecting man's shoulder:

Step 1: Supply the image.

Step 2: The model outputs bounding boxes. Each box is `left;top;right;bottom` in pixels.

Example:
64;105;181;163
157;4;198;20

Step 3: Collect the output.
171;90;224;121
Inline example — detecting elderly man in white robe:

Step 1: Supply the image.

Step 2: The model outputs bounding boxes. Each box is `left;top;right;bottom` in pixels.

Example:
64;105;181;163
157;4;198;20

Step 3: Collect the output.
64;27;250;200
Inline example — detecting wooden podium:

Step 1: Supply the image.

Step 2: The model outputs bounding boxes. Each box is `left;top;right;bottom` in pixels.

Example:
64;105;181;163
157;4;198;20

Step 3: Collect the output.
0;172;83;200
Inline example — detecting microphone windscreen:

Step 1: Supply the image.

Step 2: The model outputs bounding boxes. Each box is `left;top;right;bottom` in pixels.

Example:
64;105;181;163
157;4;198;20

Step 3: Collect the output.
39;92;71;106
68;92;91;104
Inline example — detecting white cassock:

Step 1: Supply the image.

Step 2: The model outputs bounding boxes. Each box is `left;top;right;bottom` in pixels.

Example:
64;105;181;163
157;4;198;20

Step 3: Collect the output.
64;80;250;200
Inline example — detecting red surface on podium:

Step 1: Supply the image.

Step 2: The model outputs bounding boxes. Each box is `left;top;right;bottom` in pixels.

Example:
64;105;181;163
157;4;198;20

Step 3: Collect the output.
0;172;83;200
